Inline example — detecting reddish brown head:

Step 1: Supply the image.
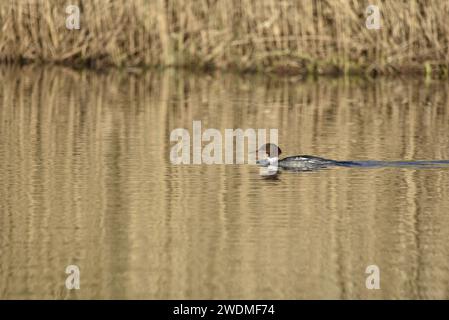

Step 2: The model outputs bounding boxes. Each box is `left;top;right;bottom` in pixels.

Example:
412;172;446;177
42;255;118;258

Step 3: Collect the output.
257;143;282;158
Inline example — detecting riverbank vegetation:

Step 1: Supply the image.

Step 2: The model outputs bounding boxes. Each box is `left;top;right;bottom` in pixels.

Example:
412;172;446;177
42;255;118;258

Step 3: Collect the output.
0;0;448;77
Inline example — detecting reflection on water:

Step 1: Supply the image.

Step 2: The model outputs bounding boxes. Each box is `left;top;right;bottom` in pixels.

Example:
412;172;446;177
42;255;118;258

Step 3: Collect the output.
1;66;449;299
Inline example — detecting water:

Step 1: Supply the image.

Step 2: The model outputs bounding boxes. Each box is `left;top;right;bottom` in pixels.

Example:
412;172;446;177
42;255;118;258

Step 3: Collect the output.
1;66;449;299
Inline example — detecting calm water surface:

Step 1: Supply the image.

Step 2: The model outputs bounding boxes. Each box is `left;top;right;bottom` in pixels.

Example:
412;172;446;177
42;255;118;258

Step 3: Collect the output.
1;66;449;299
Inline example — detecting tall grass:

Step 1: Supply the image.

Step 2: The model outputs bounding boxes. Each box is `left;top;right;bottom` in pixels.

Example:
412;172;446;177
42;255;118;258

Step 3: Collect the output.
0;0;448;76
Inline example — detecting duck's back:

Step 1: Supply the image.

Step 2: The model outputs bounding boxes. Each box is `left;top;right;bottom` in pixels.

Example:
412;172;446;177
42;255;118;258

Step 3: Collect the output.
279;155;338;169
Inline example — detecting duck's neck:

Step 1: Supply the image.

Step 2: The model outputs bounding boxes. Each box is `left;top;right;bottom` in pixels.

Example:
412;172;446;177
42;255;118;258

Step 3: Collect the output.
267;156;279;166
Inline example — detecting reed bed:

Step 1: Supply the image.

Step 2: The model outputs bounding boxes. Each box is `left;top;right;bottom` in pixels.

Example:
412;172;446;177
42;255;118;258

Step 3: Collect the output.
0;0;448;76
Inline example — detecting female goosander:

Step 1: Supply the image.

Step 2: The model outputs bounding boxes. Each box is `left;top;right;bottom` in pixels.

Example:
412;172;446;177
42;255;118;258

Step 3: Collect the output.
256;143;449;172
256;143;354;171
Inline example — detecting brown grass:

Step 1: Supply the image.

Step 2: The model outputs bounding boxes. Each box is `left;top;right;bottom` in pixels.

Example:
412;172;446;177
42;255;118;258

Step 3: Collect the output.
0;0;448;76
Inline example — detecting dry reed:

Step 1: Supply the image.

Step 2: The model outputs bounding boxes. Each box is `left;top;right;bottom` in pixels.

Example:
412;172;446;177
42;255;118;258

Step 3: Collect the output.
0;0;448;76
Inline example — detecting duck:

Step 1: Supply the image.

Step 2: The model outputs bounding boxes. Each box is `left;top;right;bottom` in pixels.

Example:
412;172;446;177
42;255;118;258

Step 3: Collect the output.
255;143;351;171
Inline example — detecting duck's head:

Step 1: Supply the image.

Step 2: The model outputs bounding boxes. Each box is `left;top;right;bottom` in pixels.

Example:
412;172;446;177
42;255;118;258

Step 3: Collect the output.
256;143;282;166
257;143;282;158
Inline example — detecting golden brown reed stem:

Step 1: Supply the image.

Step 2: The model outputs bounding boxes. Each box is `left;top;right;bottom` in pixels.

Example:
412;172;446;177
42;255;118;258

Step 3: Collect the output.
0;0;448;75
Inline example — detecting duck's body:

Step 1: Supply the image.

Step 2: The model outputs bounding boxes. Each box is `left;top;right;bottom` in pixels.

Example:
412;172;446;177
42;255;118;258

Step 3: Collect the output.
255;144;355;171
256;155;341;170
278;155;340;169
